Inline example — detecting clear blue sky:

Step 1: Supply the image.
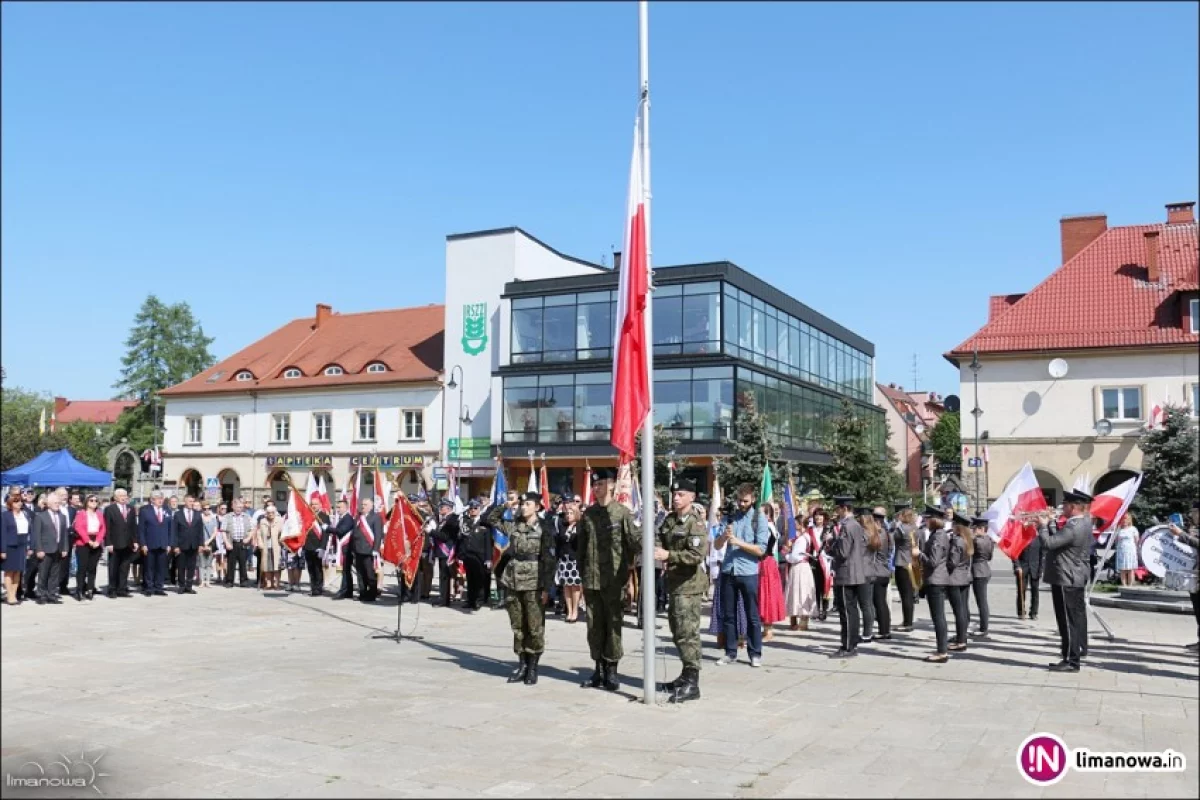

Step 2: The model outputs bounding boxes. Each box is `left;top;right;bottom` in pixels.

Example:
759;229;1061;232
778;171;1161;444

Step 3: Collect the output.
3;1;1197;403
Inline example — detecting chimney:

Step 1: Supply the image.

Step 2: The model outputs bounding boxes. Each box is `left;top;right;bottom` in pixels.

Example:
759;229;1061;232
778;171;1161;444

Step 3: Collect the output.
54;396;68;415
1166;201;1195;225
612;251;622;272
888;383;896;389
1144;230;1161;283
315;303;332;328
1060;214;1107;263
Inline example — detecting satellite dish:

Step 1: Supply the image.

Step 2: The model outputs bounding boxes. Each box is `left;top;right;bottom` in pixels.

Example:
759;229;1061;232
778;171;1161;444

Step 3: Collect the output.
914;423;927;435
943;395;960;413
1048;358;1069;379
1094;418;1113;437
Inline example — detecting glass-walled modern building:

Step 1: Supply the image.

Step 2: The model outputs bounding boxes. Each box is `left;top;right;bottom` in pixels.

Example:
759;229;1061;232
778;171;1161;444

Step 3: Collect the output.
496;260;884;481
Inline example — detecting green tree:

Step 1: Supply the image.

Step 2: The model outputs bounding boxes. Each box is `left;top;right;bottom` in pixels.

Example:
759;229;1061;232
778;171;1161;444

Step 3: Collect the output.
1131;404;1199;523
929;411;962;466
112;295;215;451
715;391;783;500
633;424;689;495
1;388;113;472
812;399;905;505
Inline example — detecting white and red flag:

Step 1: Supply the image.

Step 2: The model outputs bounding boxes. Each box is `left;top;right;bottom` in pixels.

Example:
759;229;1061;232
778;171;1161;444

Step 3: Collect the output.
282;487;317;554
610;93;651;463
373;467;390;523
982;462;1048;560
315;473;331;513
341;466;361;513
583;462;594;507
1089;474;1142;536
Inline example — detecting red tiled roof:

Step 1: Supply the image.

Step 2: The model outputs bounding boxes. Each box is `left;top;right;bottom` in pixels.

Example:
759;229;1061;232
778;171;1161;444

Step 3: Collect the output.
160;305;445;396
875;383;943;438
947;219;1198;361
56;400;138;424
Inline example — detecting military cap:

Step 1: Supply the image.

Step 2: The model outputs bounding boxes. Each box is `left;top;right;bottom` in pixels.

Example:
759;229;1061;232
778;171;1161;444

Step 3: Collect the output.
671;477;698;494
831;494;856;508
406;493;419;502
521;491;543;507
952;512;972;527
853;506;873;517
893;499;913;512
439;497;455;509
970;516;990;527
467;499;481;509
1063;489;1094;504
591;467;616;482
923;505;944;518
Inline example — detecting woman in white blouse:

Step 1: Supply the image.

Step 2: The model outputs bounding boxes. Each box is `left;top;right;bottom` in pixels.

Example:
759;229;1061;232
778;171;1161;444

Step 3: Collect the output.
784;530;818;630
1114;512;1140;586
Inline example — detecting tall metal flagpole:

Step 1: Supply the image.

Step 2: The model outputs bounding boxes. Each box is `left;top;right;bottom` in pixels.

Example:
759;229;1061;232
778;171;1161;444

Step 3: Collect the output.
638;0;657;708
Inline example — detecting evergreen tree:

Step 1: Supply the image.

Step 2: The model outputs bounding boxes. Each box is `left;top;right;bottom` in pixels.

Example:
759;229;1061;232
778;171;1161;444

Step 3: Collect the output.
929;411;962;466
715;391;782;499
813;399;905;504
633;424;690;495
112;295;215;450
1130;404;1199;523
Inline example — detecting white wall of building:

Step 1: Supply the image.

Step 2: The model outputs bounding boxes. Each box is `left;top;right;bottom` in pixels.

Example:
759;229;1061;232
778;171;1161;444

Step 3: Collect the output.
443;229;606;472
958;348;1198;502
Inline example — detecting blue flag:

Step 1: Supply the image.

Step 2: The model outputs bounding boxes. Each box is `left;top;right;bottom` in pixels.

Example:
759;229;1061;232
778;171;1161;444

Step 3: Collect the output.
782;481;799;543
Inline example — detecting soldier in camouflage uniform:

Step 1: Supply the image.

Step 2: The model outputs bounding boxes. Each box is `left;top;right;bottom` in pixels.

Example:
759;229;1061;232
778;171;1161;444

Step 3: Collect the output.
576;467;641;692
486;491;557;685
652;477;709;703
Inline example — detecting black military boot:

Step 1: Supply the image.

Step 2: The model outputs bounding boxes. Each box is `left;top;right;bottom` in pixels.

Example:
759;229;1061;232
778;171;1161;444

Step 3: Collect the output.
602;660;620;692
508;654;529;684
669;669;700;704
524;654;541;685
655;672;684;693
582;661;605;689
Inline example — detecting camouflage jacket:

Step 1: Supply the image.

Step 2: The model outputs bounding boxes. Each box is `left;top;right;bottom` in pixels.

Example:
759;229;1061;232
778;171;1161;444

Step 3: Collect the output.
486;507;556;592
577;501;641;593
656;509;709;595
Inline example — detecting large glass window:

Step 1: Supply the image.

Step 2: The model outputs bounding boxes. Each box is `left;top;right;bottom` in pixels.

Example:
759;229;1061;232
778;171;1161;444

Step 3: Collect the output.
508;292;616;363
654;368;693;435
503;376;539;442
733;367;883;455
577;292;612;359
653;285;684;356
512;298;543;364
574;373;612;441
538;374;574;441
682;284;720;354
542;297;576;362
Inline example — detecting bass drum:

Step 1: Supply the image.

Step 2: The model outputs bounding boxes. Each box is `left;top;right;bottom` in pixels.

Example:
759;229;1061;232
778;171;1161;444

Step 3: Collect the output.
1138;524;1197;580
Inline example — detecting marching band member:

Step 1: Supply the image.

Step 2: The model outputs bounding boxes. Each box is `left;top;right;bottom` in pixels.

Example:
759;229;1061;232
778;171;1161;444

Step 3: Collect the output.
969;516;995;638
828;496;871;659
1038;490;1093;672
865;506;892;641
918;506;951;663
946;512;974;652
891;501;919;631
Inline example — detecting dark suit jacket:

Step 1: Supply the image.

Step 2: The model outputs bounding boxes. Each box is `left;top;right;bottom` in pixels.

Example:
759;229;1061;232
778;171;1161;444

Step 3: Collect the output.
1;509;31;552
104;503;139;549
171;508;205;550
138;504;173;550
304;512;331;552
32;509;71;554
348;512;383;556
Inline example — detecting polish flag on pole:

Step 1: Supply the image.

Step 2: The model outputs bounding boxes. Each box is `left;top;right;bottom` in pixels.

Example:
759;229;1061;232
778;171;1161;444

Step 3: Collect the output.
282;487;317;554
583;462;594;506
306;472;322;508
341;466;361;516
539;461;551;511
610;89;651;463
373;467;390;523
982;462;1048;560
316;474;331;513
1089;474;1142;536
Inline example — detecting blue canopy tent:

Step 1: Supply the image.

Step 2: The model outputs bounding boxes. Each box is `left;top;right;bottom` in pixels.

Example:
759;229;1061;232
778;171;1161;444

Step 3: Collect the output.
0;449;112;487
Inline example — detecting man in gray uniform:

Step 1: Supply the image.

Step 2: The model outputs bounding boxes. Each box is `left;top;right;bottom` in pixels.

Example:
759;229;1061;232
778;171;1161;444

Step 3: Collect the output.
1039;489;1093;672
829;495;872;658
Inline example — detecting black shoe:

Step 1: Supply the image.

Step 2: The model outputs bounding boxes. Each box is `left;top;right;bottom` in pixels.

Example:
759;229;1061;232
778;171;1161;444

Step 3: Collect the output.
829;649;857;659
47;597;62;604
875;634;893;641
106;591;116;599
184;588;197;595
656;672;684;693
1029;614;1038;621
669;669;700;704
117;590;132;598
524;654;541;686
1048;661;1079;673
508;654;529;684
331;591;349;601
583;661;605;689
311;590;323;597
36;598;47;605
84;591;94;601
154;590;168;596
72;591;83;602
603;661;620;692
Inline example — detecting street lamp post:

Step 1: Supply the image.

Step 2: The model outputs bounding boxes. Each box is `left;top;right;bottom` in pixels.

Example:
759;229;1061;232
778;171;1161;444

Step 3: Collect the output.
969;350;983;514
446;365;465;496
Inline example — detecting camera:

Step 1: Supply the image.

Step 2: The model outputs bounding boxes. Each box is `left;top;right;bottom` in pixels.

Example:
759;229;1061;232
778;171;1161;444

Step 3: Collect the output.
721;499;739;525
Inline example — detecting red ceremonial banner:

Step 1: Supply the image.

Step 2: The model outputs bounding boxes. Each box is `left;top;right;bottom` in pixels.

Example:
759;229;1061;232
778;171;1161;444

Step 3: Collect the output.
381;495;425;586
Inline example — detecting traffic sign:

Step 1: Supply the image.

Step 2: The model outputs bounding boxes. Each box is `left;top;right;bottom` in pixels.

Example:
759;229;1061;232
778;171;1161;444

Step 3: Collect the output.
205;476;220;490
968;457;983;468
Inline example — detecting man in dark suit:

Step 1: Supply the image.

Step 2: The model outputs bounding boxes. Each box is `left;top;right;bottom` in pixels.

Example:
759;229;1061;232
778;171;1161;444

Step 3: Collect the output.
329;499;357;600
350;497;383;602
171;494;205;594
31;493;72;604
303;499;331;597
104;488;139;598
431;498;461;607
138;490;173;596
58;489;81;598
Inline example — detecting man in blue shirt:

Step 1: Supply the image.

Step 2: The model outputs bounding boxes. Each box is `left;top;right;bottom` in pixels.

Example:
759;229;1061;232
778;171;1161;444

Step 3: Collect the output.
714;483;771;667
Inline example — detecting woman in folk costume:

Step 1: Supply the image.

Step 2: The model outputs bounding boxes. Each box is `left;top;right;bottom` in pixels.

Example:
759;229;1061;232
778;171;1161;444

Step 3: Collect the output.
808;508;835;621
784;520;818;630
757;503;787;641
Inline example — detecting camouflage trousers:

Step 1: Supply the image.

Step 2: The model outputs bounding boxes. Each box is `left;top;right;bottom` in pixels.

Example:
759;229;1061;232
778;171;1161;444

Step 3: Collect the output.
506;589;545;656
667;593;703;671
583;589;625;663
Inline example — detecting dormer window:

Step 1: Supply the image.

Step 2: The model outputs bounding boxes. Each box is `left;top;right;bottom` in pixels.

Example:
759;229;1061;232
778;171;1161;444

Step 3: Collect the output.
283;368;302;379
323;365;344;376
235;371;254;382
1189;297;1198;334
366;362;387;374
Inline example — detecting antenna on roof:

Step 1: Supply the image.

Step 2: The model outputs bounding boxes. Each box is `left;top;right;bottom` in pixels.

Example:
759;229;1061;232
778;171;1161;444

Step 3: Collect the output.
911;354;919;390
601;253;608;267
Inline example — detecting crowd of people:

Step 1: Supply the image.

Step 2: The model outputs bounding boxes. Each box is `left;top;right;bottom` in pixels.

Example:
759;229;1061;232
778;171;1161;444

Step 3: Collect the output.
2;478;1197;699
